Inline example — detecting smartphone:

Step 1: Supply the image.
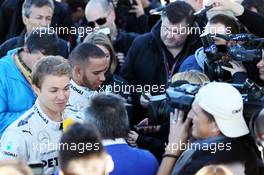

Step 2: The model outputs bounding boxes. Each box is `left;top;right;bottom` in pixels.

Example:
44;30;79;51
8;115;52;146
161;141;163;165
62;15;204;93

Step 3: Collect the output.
97;27;111;35
134;125;145;132
28;162;43;175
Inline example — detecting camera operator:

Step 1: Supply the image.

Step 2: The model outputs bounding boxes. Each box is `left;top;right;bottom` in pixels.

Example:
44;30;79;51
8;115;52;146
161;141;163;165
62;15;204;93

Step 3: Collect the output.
220;48;264;85
157;82;260;175
127;71;210;161
204;0;264;37
179;14;248;83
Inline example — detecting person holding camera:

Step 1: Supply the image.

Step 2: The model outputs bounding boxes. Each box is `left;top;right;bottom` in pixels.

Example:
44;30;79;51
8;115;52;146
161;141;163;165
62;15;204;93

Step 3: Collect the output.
127;71;210;161
179;14;249;83
221;48;264;85
0;56;74;174
204;0;264;37
157;82;260;175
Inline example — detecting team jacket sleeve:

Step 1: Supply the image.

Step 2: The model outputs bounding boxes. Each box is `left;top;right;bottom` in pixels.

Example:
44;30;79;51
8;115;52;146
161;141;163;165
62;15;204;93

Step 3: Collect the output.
0;129;28;161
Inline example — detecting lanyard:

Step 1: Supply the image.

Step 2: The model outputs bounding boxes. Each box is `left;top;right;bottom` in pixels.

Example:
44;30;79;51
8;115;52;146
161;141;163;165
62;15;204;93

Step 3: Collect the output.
13;52;32;85
161;48;178;85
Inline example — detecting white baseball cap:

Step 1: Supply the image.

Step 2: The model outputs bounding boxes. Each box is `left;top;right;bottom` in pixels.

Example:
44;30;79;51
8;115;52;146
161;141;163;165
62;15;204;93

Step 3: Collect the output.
195;82;249;138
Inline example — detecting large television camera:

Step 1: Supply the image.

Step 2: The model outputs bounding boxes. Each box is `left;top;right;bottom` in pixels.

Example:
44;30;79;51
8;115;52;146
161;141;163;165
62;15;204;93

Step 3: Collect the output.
201;33;264;81
148;79;264;126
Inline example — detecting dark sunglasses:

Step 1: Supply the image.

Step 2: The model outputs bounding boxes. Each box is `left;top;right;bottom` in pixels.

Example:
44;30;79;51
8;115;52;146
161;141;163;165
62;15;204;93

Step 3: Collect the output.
87;17;107;28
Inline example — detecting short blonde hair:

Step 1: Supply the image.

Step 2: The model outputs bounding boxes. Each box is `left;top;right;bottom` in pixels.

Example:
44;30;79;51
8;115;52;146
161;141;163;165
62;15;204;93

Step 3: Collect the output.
32;56;71;88
84;32;117;73
172;70;210;85
195;165;234;175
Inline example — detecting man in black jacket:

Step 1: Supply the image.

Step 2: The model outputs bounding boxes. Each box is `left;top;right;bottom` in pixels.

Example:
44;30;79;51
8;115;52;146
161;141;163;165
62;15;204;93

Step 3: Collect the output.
204;0;264;37
0;0;69;58
121;1;202;123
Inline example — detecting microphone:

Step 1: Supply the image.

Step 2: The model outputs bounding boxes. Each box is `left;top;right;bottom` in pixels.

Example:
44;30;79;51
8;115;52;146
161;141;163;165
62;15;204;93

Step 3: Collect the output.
62;118;75;132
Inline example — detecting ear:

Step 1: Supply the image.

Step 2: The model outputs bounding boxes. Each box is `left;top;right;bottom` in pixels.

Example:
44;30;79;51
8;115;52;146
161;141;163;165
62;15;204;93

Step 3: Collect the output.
211;122;220;134
32;84;41;97
76;7;84;14
23;47;29;53
73;64;83;79
198;0;204;5
22;15;29;26
110;9;116;21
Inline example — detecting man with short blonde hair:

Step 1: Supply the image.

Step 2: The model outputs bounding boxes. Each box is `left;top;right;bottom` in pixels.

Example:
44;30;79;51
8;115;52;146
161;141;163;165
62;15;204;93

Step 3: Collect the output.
0;56;75;174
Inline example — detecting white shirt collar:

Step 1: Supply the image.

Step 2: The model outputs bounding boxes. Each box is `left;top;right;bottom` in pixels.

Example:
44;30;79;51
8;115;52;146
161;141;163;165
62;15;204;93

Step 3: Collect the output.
35;99;63;130
102;138;127;146
70;79;97;96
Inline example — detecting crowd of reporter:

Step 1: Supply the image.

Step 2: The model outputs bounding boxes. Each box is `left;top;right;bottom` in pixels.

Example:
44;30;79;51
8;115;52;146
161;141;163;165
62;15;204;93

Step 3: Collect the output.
0;0;264;175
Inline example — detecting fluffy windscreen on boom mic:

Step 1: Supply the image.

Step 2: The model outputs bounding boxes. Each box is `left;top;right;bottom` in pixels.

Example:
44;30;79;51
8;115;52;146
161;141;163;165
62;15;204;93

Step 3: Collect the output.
215;33;257;42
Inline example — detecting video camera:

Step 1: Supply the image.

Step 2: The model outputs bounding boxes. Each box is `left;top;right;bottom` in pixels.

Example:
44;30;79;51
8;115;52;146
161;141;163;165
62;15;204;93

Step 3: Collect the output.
201;33;264;81
148;79;264;126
